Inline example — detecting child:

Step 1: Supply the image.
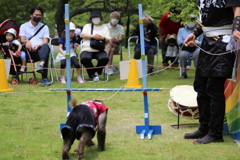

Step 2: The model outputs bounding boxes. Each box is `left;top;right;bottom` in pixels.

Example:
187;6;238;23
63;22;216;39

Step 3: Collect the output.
4;28;27;72
162;34;178;68
55;22;84;84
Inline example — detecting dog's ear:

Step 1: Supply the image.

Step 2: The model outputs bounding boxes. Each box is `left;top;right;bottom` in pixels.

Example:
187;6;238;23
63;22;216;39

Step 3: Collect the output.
69;99;77;107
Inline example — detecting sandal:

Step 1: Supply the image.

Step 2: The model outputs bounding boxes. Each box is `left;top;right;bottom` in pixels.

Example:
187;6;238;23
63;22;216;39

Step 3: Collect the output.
20;65;26;72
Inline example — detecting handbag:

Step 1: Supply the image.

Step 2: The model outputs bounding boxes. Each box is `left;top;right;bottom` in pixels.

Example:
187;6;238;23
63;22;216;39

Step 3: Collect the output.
90;24;105;51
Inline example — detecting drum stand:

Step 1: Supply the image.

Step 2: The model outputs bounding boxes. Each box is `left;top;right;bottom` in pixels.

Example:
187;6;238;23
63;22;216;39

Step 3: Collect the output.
171;104;199;129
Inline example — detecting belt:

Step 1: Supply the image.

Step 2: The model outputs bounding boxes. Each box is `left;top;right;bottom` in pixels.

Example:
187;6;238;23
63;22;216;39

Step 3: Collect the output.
202;25;232;37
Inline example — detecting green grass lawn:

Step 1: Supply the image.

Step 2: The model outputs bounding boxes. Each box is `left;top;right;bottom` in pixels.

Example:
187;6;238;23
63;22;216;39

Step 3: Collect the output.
1;48;240;160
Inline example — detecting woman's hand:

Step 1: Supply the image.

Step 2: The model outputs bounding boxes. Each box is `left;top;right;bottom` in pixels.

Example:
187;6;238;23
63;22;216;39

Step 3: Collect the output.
74;43;79;49
94;34;104;40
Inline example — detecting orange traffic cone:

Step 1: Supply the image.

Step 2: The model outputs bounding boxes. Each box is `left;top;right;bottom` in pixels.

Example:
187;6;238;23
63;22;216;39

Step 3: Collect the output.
0;59;14;92
124;59;142;88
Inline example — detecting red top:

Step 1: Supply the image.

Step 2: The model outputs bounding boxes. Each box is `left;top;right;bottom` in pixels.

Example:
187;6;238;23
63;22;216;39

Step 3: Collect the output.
158;12;184;35
80;101;108;124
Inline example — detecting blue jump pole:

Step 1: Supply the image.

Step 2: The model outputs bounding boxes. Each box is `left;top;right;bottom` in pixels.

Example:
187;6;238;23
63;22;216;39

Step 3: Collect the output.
60;4;72;134
135;4;161;139
50;88;164;91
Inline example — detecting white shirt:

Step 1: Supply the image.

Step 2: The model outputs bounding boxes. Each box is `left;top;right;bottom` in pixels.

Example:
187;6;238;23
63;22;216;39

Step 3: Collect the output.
81;23;110;52
19;20;50;48
166;45;178;57
104;23;124;39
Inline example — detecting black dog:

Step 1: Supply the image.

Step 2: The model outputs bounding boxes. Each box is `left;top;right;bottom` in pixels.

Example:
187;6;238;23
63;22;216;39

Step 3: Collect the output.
61;99;108;160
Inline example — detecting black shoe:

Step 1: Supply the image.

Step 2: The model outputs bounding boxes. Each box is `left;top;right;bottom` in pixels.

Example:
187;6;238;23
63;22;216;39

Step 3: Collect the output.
180;72;187;79
193;134;224;144
148;68;154;75
184;130;207;139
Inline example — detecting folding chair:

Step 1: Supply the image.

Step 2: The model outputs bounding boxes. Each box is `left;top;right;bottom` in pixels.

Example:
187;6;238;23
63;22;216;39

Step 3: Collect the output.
49;38;77;82
127;36;159;71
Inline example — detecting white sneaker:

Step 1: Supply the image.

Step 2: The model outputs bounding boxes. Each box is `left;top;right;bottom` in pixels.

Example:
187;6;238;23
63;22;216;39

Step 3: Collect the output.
77;77;84;83
60;77;66;84
107;68;113;75
93;75;99;82
186;66;190;69
112;66;119;74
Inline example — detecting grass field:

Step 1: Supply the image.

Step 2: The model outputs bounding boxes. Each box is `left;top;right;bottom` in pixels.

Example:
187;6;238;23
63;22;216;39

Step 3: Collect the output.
1;48;240;160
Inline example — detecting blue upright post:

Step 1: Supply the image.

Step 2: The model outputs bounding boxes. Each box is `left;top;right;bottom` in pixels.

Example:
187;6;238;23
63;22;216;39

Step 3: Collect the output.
64;4;72;114
60;4;72;134
135;4;161;139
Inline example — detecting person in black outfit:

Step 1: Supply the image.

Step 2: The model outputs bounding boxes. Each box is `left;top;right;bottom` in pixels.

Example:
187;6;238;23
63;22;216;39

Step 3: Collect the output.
183;0;240;144
133;14;158;74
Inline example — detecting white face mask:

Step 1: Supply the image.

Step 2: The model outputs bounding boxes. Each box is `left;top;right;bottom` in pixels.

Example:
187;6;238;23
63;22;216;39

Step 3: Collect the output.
187;22;196;28
92;17;101;24
110;18;119;25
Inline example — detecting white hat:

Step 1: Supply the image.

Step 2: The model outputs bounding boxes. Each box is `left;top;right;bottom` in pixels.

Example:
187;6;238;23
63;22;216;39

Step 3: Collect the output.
4;28;17;38
69;22;76;31
169;35;176;39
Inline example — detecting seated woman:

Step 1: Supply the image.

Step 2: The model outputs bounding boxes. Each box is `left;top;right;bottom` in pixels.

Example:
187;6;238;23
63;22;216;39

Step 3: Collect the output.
80;10;110;82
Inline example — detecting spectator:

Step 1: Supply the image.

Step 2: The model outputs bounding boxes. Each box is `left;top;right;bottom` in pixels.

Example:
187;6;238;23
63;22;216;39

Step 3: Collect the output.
105;11;124;75
133;14;158;74
19;6;51;85
183;0;239;144
158;6;184;63
80;10;110;82
55;22;84;84
3;28;27;72
178;15;203;79
162;34;178;68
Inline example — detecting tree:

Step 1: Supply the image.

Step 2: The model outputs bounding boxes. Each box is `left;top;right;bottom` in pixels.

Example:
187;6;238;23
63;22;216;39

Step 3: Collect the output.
146;0;198;24
54;0;143;37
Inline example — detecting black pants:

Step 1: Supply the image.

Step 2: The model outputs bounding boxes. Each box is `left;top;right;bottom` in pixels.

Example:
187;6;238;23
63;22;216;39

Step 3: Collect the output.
133;46;157;69
29;43;50;79
80;51;109;78
194;74;226;136
60;56;80;69
162;56;178;64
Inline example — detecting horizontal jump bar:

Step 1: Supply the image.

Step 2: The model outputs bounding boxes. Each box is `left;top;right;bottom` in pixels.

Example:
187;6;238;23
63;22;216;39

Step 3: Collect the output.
50;88;163;91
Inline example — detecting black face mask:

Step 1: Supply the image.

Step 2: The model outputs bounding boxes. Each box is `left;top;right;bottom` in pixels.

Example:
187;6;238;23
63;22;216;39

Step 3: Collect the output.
32;17;42;23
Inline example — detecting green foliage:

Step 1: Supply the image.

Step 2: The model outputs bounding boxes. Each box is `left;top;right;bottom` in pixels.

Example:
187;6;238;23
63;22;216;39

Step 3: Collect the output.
0;0;199;37
146;0;198;25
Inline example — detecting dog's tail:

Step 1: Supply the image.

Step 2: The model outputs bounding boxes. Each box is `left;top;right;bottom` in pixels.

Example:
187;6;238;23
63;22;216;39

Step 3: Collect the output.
69;99;77;108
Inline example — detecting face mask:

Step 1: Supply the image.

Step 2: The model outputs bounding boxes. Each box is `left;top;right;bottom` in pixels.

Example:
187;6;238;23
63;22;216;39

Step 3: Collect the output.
70;35;75;39
32;17;42;23
111;19;119;25
92;18;101;24
187;22;195;28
